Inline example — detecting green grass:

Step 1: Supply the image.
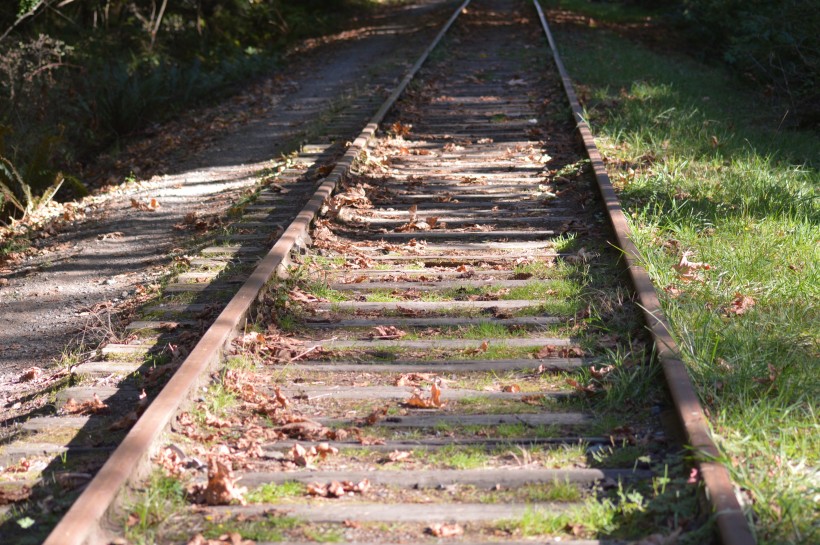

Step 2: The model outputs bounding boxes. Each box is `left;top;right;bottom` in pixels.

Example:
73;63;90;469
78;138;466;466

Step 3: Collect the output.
499;472;705;541
553;12;819;545
246;481;307;503
203;515;300;542
423;445;489;469
123;472;187;544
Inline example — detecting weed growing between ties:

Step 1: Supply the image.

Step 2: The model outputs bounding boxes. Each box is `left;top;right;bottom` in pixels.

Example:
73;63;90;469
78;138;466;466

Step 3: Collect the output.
553;7;819;543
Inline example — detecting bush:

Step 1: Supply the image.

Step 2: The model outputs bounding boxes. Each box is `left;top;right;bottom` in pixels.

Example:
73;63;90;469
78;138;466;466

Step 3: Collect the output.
0;0;371;222
680;0;819;128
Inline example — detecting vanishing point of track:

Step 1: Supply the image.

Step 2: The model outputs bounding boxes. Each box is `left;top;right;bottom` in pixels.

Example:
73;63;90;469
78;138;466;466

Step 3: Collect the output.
4;1;755;544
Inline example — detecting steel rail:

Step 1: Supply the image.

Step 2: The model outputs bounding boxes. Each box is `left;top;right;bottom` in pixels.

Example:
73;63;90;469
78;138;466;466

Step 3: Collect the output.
42;1;472;543
531;1;755;544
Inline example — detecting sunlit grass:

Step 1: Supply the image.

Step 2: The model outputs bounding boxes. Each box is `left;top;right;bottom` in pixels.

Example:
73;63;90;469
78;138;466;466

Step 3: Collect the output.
556;19;819;544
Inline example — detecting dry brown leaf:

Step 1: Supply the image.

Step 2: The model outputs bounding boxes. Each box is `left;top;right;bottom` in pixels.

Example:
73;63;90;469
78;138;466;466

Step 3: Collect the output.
565;522;586;537
62;393;109;415
205;410;232;428
130;197;160;211
567;378;599;395
502;384;521;393
155;446;185;477
307;479;370;498
395;372;437;387
273;386;290;408
362;405;390;426
3;458;31;473
753;363;780;386
673;251;711;282
536;345;584;359
189;457;247;506
387;450;412;462
19;367;42;382
0;485;31;505
289;442;339;467
589;365;616;380
390;121;412;137
565;247;597;264
426;522;464;537
369;325;407;340
288;287;323;303
290;443;312;467
726;293;755;316
404;383;444;408
315;442;339;458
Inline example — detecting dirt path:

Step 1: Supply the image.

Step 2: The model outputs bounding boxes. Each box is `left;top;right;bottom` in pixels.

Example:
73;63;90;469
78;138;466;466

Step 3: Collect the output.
0;1;454;394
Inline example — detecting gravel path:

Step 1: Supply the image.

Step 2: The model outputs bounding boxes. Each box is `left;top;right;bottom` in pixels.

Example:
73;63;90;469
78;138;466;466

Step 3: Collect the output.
0;1;453;393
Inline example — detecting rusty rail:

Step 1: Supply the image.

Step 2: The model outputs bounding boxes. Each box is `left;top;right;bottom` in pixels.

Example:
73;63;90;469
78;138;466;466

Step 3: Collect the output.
531;1;755;544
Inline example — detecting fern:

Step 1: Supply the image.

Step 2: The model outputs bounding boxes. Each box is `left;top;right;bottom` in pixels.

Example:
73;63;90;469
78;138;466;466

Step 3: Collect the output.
0;155;64;218
0;156;26;214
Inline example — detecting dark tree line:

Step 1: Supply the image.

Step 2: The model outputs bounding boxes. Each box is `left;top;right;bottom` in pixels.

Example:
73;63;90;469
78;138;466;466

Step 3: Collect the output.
0;0;360;219
622;0;818;128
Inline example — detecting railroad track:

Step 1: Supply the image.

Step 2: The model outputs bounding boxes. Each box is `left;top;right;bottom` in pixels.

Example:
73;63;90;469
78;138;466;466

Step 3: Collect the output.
0;1;755;544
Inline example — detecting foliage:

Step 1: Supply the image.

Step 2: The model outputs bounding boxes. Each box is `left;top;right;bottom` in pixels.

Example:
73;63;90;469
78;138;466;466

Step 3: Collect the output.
679;0;819;128
562;0;819;128
0;0;377;221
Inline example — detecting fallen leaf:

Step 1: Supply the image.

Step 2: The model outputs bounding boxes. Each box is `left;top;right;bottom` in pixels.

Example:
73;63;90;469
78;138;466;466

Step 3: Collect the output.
567;378;599;395
673;251;711;282
536;345;584;359
188;457;247;505
426;522;464;537
390;121;412;137
19;367;42;382
387;450;412;462
130;198;160;211
726;293;755;315
565;522;586;537
290;443;312;467
362;405;389;426
589;365;615;380
307;479;370;498
155;446;186;477
0;485;31;505
3;458;31;473
405;383;445;408
395;372;437;387
63;393;109;415
369;325;407;340
502;384;521;393
752;363;780;386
